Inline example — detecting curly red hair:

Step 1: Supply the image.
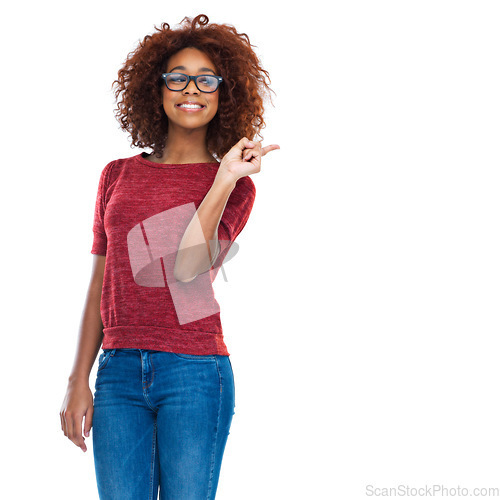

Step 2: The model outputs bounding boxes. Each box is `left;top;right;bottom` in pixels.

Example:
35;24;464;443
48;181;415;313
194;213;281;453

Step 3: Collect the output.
111;14;276;160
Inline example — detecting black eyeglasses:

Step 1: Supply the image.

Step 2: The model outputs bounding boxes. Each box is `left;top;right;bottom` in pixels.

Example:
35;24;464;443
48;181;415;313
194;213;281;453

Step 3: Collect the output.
160;72;223;93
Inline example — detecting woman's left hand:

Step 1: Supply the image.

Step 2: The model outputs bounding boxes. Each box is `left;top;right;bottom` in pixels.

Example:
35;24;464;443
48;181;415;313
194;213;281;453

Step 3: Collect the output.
218;137;280;183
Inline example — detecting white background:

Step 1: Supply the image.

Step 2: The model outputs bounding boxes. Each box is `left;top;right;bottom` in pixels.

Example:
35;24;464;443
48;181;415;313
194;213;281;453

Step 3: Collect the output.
1;1;499;499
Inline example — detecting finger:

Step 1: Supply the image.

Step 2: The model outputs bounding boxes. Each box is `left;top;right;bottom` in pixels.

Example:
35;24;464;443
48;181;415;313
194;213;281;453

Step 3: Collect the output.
84;406;93;438
67;413;76;443
243;150;260;161
70;414;87;452
77;415;88;452
63;411;70;437
60;412;67;436
242;146;253;160
61;413;68;435
261;144;280;156
235;137;255;151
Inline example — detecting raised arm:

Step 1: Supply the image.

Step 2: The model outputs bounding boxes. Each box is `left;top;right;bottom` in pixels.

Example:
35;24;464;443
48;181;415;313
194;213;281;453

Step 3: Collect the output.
173;137;279;282
173;174;235;283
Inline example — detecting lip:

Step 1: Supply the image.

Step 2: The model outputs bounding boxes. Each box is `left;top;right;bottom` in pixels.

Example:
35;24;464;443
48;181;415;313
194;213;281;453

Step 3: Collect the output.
176;102;206;112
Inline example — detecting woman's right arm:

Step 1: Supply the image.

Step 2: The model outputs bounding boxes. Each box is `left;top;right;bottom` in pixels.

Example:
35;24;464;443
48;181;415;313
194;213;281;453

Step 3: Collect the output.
59;254;106;453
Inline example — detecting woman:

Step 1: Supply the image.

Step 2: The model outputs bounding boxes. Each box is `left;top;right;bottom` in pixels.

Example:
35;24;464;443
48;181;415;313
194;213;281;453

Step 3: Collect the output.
59;13;279;500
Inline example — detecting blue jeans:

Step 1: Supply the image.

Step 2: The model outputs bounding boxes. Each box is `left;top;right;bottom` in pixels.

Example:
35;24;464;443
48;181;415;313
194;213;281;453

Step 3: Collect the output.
92;348;235;500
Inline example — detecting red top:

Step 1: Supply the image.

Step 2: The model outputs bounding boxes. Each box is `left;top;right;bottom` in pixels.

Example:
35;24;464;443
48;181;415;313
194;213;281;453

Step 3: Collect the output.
91;152;256;356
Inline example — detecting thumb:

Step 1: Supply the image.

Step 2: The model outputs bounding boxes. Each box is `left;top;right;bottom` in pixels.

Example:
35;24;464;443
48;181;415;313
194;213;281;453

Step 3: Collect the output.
84;406;94;437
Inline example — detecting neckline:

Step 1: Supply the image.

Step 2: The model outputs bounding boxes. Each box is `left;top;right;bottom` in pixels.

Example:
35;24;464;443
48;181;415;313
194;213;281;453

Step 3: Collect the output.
136;152;220;169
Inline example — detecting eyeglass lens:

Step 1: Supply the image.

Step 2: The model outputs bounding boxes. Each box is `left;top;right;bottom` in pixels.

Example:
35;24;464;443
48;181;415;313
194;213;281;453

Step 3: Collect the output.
166;73;218;92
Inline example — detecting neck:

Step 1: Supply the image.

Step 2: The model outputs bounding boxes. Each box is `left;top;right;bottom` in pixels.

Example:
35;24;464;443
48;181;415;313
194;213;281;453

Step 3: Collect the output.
157;124;215;163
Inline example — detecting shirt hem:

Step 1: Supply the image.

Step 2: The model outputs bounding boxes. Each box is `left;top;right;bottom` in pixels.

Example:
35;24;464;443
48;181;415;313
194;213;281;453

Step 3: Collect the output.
102;325;230;356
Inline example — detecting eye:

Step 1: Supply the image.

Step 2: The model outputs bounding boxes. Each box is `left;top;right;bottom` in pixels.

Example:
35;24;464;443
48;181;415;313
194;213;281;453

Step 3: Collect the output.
166;73;187;83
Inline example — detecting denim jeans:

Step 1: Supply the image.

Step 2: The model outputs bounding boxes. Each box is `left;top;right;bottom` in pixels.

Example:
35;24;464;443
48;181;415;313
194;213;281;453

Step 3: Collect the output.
92;348;235;500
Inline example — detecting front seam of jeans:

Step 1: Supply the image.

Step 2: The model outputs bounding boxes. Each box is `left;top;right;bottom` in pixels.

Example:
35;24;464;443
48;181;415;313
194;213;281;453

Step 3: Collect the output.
146;355;154;390
207;356;223;499
149;419;157;500
142;356;159;413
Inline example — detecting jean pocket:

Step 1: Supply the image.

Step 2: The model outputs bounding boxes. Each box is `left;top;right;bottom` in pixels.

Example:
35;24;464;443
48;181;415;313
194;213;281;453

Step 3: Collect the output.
97;349;115;371
172;352;215;361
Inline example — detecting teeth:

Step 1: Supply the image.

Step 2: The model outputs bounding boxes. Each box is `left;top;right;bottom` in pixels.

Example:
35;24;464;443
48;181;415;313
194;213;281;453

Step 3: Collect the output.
179;104;203;109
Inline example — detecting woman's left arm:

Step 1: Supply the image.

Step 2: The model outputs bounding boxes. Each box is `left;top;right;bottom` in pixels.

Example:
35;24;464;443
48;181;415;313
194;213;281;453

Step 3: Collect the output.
173;172;235;283
173;137;279;282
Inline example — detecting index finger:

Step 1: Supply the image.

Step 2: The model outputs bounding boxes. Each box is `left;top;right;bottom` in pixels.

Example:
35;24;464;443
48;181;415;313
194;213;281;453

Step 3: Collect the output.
262;144;280;156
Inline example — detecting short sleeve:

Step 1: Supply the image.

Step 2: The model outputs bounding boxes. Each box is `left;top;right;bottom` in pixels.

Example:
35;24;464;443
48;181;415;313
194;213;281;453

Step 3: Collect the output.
90;161;114;256
214;175;256;267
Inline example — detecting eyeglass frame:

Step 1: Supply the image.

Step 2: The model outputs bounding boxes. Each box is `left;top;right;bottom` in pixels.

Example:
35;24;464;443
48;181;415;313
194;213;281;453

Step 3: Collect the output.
160;72;224;93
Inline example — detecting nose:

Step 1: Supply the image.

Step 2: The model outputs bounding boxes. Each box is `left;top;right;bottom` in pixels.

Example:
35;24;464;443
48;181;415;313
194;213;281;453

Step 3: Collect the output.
184;78;199;93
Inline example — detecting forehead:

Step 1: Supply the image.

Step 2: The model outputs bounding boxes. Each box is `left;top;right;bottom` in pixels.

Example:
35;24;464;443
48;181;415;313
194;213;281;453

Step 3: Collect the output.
166;47;216;71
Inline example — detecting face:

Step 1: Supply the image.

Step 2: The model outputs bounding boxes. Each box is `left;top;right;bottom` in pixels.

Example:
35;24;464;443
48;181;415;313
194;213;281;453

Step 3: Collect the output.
161;47;220;130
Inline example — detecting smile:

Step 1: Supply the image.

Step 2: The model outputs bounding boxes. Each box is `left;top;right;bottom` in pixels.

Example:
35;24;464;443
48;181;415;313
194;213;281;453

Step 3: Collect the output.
176;104;206;112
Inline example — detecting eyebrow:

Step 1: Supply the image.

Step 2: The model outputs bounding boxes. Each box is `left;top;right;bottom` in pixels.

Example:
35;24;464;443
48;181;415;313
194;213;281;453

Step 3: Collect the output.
168;65;216;74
